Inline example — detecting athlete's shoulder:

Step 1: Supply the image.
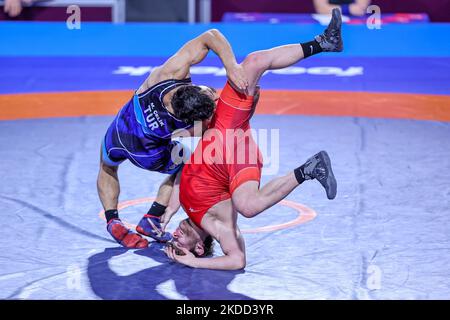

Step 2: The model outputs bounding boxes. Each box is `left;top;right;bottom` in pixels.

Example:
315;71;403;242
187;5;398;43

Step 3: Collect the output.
136;66;163;95
137;67;191;95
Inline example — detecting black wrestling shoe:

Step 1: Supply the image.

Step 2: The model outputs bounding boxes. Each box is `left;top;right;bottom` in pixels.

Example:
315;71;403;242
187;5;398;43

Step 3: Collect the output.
302;151;337;200
315;8;343;52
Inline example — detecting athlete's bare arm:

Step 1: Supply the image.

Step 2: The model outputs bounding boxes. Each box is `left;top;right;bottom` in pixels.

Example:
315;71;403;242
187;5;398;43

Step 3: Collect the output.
137;29;248;94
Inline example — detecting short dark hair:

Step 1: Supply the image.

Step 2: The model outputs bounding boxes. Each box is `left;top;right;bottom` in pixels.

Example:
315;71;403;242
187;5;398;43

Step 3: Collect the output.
202;235;214;257
171;85;215;124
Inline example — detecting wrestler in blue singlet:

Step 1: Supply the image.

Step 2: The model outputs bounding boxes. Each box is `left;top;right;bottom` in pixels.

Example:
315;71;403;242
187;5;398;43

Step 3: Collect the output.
102;78;192;174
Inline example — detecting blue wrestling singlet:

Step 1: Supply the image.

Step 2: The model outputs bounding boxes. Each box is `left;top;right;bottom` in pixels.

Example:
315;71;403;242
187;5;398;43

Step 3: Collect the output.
102;78;193;174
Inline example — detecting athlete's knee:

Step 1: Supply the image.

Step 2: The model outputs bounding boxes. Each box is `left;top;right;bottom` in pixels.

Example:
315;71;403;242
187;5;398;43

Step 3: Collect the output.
241;51;270;95
232;181;263;218
238;203;261;218
100;159;118;176
242;51;270;74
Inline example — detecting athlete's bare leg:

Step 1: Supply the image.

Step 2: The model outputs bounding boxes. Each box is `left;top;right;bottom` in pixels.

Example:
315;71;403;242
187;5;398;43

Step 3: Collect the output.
241;44;306;95
135;171;178;242
154;173;177;206
239;8;342;96
230;11;343;216
97;150;120;211
229;42;336;216
232;175;298;218
97;150;149;248
97;148;175;213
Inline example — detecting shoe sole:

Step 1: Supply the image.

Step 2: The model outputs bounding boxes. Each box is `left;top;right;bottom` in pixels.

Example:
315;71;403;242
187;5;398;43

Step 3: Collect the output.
110;226;148;248
330;9;344;52
136;225;171;243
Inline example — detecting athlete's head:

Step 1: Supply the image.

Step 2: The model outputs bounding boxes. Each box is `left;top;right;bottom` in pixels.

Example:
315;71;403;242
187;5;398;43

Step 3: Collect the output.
171;85;218;124
171;218;214;257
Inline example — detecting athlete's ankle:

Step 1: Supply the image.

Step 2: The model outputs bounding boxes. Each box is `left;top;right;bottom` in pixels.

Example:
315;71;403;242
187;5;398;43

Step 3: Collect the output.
105;209;119;223
147;201;167;217
300;40;323;59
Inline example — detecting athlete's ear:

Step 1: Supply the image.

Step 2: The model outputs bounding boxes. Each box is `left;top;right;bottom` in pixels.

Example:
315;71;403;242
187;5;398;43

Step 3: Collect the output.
194;241;205;257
